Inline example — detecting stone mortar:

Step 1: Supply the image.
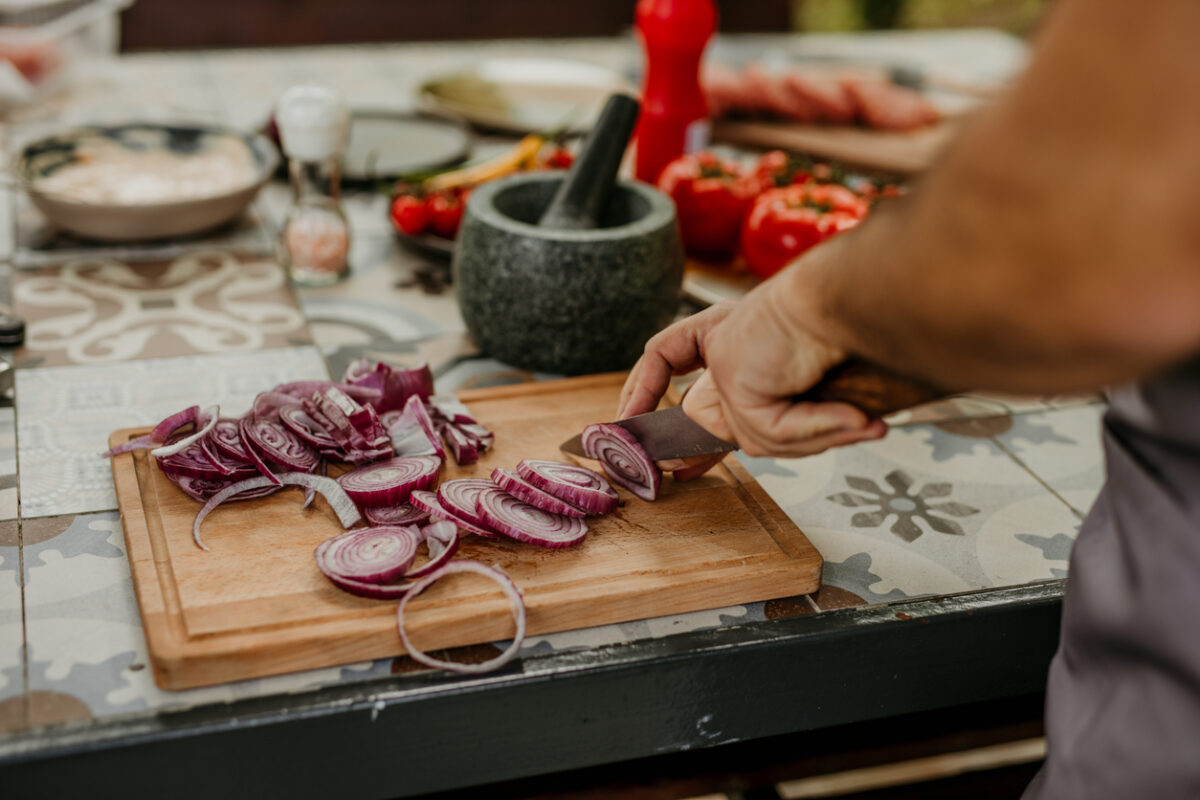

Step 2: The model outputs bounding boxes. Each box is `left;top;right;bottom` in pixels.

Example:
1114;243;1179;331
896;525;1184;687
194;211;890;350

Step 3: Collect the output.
453;172;684;375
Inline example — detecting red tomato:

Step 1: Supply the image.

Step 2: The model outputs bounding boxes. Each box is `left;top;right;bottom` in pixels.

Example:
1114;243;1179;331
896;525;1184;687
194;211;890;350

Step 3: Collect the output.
427;191;465;239
740;182;869;279
390;194;429;236
543;146;574;169
656;151;761;259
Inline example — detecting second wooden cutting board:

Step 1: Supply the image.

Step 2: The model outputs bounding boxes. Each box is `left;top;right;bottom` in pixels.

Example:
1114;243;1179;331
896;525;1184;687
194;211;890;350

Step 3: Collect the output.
111;373;822;689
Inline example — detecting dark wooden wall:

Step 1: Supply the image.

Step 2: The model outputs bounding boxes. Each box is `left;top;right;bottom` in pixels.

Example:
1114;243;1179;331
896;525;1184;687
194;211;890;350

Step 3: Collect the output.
120;0;792;51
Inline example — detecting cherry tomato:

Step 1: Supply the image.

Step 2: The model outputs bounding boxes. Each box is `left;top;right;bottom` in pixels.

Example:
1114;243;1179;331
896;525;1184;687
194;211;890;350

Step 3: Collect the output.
740;182;870;279
427;191;465;239
656;151;761;259
390;194;429;236
543;146;574;169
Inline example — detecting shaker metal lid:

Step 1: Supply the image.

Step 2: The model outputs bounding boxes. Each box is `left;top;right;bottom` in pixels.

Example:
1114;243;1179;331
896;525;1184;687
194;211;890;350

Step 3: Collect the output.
0;313;24;347
276;84;350;161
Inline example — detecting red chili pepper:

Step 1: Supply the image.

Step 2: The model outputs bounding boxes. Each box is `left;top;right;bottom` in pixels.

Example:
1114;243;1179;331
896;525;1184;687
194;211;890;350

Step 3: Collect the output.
427;191;465;239
656;151;761;259
390;194;429;236
740;182;869;279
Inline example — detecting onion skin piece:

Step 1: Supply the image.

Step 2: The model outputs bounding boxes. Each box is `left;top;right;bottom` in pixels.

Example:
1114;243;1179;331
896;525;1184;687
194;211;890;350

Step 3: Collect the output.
396;560;527;674
516;459;618;515
409;489;498;538
475;485;589;548
491;468;587;518
314;526;421;584
581;423;662;502
193;472;361;551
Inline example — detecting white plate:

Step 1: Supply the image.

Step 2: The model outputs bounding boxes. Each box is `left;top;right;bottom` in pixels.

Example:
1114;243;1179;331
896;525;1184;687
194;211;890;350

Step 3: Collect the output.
420;58;635;134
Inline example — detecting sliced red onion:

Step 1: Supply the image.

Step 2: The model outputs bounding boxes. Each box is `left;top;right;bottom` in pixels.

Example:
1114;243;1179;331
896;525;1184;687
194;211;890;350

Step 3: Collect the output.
279;404;338;449
443;425;479;466
193;472;361;550
343;359;434;413
337;455;441;507
322;571;415;599
516;459;618;515
404;520;461;579
199;437;238;476
364;503;430;527
241;416;319;473
210;418;253;462
581;423;662;502
175;475;280;503
475;485;588;548
437;479;501;532
409;489;498;538
490;467;586;518
403;394;445;459
150;405;219;457
396;560;526;674
252;391;300;420
427;395;477;425
100;405;201;458
315;526;421;584
274;380;382;405
157;439;232;480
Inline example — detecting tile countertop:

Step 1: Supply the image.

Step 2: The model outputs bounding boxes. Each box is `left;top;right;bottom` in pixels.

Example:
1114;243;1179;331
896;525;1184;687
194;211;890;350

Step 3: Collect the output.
0;29;1091;798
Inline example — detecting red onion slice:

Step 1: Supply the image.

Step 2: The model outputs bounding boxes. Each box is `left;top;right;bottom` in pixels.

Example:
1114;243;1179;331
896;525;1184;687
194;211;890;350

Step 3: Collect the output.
322;571;414;599
193;472;361;551
581;423;662;502
343;360;434;413
475;485;588;548
490;467;586;518
314;526;421;584
157;438;234;480
337;455;441;507
404;394;446;459
364;503;430;527
175;475;280;503
437;479;501;532
404;520;461;579
396;560;526;674
241;416;319;473
210;418;253;462
279;404;338;449
100;405;202;458
409;489;498;538
150;405;219;457
443;425;479;466
516;459;618;515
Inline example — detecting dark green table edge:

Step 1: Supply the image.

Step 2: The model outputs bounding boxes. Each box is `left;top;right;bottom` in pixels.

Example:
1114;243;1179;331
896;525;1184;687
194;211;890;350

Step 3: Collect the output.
0;580;1063;799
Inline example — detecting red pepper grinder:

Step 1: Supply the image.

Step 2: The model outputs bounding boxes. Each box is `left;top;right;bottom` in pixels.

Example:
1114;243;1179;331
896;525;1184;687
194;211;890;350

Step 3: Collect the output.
633;0;716;185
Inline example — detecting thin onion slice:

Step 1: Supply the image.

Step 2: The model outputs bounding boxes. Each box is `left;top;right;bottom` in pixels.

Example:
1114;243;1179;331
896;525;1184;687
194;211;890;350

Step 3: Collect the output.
581;423;662;502
150;405;219;457
405;520;461;579
323;571;414;599
241;416;320;473
397;560;526;674
338;455;441;507
314;526;421;584
409;489;497;538
490;467;586;518
193;472;361;550
437;479;501;532
100;405;201;458
364;503;430;527
279;404;338;449
209;418;253;462
475;485;588;548
516;459;618;515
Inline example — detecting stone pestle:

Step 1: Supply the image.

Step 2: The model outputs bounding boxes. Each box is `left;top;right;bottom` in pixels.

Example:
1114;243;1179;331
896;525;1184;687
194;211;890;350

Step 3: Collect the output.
536;93;641;230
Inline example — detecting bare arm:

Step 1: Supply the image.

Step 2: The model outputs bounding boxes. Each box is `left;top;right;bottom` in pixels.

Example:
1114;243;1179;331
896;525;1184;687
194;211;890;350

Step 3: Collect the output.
798;0;1200;394
623;0;1200;461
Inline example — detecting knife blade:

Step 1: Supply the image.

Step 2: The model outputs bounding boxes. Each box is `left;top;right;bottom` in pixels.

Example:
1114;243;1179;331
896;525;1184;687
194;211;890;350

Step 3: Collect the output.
559;405;737;461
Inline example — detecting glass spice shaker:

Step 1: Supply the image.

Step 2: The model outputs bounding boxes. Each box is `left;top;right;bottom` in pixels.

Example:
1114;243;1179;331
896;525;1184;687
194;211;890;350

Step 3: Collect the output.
275;84;352;286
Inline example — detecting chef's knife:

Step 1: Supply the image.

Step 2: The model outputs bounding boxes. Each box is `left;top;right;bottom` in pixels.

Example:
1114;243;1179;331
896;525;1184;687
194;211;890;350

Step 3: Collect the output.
559;359;946;460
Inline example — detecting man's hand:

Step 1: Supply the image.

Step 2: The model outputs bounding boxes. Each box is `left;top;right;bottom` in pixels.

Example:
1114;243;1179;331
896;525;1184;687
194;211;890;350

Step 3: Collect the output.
617;276;887;481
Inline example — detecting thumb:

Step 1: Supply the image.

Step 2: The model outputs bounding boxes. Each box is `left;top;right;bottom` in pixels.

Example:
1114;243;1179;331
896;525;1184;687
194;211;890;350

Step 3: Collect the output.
680;371;736;442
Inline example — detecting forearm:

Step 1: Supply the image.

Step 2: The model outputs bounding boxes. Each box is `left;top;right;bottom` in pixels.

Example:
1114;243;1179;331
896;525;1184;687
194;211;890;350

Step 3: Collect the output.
776;0;1200;395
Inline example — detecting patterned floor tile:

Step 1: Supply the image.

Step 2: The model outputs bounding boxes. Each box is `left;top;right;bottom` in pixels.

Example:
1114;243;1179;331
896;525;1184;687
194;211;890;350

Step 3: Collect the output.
12;252;310;368
0;519;24;732
739;417;1093;602
988;405;1107;520
15;345;328;518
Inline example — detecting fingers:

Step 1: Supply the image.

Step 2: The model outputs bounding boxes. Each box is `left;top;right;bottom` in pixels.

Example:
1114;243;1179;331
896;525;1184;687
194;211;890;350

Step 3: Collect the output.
616;302;737;419
656;452;727;481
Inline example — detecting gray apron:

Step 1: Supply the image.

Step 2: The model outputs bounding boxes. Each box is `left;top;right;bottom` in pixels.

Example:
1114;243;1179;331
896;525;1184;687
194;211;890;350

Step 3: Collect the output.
1025;359;1200;798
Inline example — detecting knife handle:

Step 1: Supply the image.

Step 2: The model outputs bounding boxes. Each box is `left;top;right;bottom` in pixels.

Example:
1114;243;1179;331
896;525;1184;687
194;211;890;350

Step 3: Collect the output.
794;358;946;419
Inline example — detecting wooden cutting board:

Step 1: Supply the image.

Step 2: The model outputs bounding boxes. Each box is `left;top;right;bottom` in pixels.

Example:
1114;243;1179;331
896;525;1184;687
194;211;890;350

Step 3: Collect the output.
109;373;821;690
712;117;961;174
